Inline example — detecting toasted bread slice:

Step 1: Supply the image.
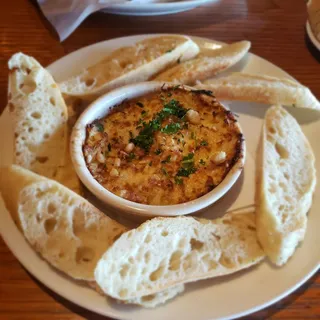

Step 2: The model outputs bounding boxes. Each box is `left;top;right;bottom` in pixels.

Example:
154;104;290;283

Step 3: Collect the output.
59;36;200;98
0;165;126;280
154;41;250;85
197;73;320;110
7;53;81;193
256;106;316;266
95;212;265;300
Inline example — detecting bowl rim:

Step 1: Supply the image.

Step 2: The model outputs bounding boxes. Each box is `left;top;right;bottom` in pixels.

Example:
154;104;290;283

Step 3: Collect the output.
70;81;246;217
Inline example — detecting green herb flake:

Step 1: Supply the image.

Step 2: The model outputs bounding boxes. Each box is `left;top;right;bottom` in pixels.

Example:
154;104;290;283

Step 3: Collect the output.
108;143;112;151
199;159;206;165
167;92;172;97
166;49;173;53
141;110;148;117
200;140;208;146
155;149;162;155
95;122;104;132
191;132;195;139
161;122;181;135
174;176;183;185
161;155;171;164
176;153;197;177
128;152;136;161
136;101;144;108
162;167;169;176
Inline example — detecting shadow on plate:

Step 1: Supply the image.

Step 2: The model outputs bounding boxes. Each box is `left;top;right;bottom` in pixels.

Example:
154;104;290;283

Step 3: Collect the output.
200;170;246;220
228;101;320;125
305;31;320;63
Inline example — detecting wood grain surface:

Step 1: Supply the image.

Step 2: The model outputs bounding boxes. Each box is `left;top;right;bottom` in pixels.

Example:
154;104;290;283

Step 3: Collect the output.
0;0;319;319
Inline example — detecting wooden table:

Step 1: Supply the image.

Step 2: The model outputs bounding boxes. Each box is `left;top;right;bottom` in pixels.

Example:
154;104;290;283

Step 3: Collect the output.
0;0;319;319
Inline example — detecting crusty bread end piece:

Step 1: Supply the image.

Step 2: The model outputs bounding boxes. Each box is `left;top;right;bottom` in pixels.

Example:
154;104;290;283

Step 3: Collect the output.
155;41;251;85
197;73;320;110
95;212;265;300
0;165;126;280
256;105;316;266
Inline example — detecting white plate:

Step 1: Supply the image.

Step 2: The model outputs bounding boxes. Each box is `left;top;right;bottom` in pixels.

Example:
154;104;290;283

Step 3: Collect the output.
0;34;319;320
306;21;320;51
101;0;218;16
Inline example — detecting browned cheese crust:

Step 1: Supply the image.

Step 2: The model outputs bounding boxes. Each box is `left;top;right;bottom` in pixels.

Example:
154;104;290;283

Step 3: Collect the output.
83;86;243;205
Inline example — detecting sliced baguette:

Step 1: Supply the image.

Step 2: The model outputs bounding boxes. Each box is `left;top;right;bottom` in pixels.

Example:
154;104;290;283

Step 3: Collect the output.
155;41;251;85
8;52;81;193
59;36;200;98
256;105;316;266
0;165;126;280
8;53;68;176
95;212;265;300
197;73;320;110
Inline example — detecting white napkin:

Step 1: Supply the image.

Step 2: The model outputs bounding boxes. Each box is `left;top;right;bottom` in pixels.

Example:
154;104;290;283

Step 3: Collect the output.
37;0;155;41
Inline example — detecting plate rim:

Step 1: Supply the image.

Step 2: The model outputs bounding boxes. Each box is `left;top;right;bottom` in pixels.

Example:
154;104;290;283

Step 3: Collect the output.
1;33;319;320
306;20;320;51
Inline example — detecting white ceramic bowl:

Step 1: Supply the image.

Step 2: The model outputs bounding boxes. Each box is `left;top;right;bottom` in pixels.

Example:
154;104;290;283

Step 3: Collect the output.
70;82;246;217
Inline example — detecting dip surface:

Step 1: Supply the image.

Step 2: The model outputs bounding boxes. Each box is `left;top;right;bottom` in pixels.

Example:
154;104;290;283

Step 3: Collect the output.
83;86;243;205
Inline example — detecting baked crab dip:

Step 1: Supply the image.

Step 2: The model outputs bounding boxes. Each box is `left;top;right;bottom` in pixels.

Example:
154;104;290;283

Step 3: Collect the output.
83;85;244;205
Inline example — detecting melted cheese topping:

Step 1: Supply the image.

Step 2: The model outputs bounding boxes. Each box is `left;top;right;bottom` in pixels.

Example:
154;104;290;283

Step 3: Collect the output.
84;87;243;205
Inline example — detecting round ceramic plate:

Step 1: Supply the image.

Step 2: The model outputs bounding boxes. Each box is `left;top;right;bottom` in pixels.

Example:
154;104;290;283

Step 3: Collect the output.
0;35;319;320
306;21;320;51
101;0;218;16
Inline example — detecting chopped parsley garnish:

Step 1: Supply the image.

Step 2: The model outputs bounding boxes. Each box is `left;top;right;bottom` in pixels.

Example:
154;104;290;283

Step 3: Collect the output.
176;153;197;177
141;110;148;117
191;132;195;139
161;123;181;135
155;149;162;155
200;140;208;146
94;122;104;132
167;92;172;97
199;159;206;165
161;99;187;119
166;49;173;53
174;176;183;185
108;143;112;151
136;101;144;108
129;131;133;139
173;85;180;90
131;99;187;152
161;155;171;164
162;167;169;176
